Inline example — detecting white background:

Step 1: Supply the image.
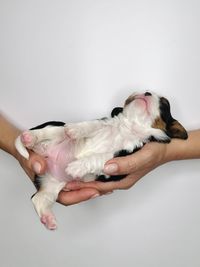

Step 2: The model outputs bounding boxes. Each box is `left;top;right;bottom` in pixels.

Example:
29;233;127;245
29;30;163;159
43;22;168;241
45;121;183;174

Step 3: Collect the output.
0;0;200;266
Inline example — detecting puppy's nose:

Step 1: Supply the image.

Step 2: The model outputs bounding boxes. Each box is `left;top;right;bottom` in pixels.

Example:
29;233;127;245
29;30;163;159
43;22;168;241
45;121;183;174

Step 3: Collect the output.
144;92;152;96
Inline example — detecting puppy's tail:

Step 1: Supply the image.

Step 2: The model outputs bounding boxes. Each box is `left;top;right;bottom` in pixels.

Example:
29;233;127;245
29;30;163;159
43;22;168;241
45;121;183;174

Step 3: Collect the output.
15;136;30;160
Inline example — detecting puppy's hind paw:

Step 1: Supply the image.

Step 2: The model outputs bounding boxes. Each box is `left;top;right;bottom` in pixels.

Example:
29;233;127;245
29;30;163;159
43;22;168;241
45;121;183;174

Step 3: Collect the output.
40;213;57;230
21;131;37;149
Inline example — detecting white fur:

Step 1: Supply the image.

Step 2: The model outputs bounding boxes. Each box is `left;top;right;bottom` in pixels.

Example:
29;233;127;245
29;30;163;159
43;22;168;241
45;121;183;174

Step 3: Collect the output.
15;136;29;160
31;176;65;230
15;92;169;230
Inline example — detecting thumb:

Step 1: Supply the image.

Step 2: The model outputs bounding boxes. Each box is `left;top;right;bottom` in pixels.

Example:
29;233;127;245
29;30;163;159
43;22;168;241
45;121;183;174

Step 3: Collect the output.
104;154;137;175
29;153;47;175
57;188;100;206
104;147;150;175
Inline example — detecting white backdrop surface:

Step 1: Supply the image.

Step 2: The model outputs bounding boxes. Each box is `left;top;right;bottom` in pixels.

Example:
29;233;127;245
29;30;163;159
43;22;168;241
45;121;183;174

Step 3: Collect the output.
0;1;200;266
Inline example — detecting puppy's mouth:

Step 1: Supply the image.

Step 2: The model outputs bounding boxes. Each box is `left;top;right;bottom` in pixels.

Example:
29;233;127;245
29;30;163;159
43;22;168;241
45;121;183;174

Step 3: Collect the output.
125;92;153;114
132;94;153;116
134;96;149;108
134;96;147;103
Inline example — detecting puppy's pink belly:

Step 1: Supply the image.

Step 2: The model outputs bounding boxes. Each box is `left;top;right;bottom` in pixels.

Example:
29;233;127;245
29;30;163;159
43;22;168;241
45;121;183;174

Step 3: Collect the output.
46;139;75;181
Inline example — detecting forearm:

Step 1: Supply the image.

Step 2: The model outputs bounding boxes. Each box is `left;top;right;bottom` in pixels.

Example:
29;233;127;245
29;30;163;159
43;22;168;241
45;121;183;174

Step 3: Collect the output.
164;130;200;162
0;113;21;159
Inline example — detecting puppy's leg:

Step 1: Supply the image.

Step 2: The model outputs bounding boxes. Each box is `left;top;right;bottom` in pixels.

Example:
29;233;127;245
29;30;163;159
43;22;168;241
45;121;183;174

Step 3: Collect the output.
21;126;66;149
66;153;113;178
31;175;65;230
65;120;107;139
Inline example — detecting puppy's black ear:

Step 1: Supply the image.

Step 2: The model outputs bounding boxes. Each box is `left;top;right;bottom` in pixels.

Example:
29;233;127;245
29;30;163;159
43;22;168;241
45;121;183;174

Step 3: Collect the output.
166;120;188;139
111;107;123;117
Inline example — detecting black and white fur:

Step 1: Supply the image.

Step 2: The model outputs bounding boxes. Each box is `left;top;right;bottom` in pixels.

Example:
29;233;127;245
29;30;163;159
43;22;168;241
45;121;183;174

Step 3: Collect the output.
15;92;188;230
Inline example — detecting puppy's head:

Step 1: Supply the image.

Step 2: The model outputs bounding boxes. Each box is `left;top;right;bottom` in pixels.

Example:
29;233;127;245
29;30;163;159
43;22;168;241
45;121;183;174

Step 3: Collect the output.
116;91;188;141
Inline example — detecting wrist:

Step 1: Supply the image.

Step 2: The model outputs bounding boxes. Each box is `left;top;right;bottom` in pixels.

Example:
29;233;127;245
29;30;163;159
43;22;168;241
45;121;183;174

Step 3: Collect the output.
163;140;179;163
162;130;200;163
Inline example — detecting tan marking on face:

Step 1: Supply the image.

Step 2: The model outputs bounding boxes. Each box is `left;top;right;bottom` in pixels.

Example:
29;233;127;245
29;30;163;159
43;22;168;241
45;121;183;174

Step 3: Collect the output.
152;117;166;131
124;95;136;106
168;120;188;139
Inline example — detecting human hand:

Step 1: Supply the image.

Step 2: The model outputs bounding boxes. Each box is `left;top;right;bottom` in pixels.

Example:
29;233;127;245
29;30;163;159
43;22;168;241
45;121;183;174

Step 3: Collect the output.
16;149;47;181
16;150;100;205
64;142;169;194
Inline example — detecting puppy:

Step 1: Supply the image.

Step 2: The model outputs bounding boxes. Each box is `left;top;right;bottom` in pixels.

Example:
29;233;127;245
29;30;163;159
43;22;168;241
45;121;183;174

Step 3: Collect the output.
15;92;188;230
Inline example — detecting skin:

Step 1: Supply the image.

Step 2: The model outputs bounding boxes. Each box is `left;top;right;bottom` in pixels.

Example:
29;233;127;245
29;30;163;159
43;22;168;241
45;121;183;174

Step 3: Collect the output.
1;113;199;204
65;129;200;193
0;113;99;205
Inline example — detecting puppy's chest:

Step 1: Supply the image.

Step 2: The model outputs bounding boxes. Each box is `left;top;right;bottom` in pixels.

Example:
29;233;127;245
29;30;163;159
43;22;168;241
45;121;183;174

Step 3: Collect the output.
75;126;142;158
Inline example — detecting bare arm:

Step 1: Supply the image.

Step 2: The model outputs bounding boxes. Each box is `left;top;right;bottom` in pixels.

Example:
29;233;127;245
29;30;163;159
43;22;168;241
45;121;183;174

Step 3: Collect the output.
0;113;21;158
164;130;200;162
0;113;100;203
0;113;46;180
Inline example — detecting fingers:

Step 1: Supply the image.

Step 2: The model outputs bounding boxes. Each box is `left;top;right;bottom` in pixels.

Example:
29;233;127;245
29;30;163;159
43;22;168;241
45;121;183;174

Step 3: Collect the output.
64;147;154;194
27;153;102;206
65;175;137;193
104;154;139;176
65;180;117;193
104;147;153;176
28;152;47;175
57;188;100;206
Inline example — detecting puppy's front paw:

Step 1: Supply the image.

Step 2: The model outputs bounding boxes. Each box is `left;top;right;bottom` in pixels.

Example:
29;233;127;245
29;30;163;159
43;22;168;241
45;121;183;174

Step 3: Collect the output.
21;131;37;149
64;124;84;140
65;160;88;178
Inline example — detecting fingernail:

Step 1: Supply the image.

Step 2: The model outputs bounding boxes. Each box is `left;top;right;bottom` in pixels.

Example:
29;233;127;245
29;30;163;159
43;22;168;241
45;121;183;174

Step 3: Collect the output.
91;193;100;199
62;187;71;192
33;162;41;174
105;191;113;195
65;181;81;190
104;163;118;174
